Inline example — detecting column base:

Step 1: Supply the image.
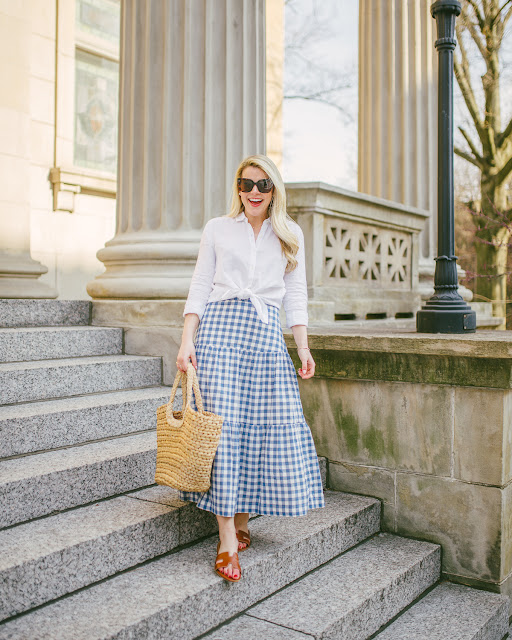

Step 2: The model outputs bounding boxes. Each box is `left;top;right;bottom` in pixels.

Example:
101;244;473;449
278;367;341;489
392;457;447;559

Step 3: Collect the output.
416;300;476;333
86;234;200;300
0;254;57;299
87;274;193;299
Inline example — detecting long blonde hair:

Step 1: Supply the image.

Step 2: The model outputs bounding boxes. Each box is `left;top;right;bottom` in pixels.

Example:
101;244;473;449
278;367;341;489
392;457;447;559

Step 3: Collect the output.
227;154;299;273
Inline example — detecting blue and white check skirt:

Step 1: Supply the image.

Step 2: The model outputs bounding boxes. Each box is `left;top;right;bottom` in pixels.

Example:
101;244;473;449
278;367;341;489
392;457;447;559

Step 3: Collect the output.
179;298;325;517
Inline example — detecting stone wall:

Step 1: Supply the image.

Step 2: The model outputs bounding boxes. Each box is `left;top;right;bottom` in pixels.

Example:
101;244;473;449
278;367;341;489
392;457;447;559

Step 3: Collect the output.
284;329;512;603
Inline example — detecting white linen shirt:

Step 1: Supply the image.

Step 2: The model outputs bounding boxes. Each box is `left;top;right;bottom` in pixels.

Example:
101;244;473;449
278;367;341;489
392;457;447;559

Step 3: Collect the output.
183;211;308;327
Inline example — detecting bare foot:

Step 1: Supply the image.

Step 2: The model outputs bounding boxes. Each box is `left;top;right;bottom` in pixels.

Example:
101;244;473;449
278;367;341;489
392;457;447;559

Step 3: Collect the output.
217;530;240;580
234;513;250;550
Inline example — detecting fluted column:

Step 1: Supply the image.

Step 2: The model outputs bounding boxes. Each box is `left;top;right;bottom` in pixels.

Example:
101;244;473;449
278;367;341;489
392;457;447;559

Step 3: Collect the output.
0;5;56;298
87;0;266;299
358;0;438;300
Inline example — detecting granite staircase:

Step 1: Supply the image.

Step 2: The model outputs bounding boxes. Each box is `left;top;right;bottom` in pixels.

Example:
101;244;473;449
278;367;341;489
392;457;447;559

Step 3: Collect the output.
0;299;508;640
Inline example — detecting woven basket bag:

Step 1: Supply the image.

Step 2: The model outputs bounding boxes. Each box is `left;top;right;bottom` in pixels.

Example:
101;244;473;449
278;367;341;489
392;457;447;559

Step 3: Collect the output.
155;362;224;492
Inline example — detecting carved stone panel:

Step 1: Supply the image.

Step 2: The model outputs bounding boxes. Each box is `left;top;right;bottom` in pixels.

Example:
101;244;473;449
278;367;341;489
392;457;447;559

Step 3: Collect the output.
324;220;411;290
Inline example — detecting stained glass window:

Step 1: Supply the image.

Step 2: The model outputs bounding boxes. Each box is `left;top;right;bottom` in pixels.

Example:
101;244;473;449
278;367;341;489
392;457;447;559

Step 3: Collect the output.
76;0;120;45
74;49;118;173
74;0;120;174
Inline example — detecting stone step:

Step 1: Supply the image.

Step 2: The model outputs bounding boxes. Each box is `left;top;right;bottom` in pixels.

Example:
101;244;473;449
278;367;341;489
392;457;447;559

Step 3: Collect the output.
0;386;174;458
0;326;123;363
0;431;158;528
374;582;509;640
0;486;217;622
207;533;441;640
0;354;162;405
0;491;381;639
0;299;90;328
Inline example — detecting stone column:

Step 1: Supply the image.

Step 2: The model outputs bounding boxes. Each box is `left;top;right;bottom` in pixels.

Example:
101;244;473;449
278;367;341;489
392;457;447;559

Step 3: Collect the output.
266;0;284;170
358;0;438;300
0;4;56;298
87;0;266;299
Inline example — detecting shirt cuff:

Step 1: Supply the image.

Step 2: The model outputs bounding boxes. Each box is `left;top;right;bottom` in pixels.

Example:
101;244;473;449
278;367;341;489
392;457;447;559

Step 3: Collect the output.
285;309;308;328
183;302;206;321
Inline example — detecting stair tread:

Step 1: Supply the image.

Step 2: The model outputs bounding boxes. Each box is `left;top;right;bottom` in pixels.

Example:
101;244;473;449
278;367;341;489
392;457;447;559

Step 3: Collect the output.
0;431;156;483
0;353;160;372
0;492;380;640
0;300;90;328
0;486;218;621
0;326;120;335
0;490;179;568
230;533;440;639
0;354;162;405
0;326;122;362
0;386;172;420
375;582;509;640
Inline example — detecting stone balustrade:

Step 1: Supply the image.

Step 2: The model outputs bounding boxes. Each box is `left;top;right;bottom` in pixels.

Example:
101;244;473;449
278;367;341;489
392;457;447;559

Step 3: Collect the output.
286;183;429;321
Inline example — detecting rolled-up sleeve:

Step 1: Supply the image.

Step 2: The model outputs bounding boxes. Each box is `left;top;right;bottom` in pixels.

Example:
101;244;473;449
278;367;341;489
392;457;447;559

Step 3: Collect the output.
283;224;308;328
183;220;216;321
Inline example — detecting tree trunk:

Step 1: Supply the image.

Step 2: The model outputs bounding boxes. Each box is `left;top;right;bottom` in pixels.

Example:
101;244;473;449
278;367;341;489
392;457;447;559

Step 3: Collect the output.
474;179;510;320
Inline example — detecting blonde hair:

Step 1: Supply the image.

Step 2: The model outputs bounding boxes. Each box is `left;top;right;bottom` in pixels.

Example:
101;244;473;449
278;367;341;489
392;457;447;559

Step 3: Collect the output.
227;154;299;273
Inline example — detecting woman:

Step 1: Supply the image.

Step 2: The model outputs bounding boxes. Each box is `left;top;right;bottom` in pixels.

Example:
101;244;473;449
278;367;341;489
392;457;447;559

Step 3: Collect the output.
176;154;325;582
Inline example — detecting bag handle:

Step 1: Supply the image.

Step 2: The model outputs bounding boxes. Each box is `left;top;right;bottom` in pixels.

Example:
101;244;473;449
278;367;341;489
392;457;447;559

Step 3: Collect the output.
185;362;204;412
165;362;204;422
165;368;185;422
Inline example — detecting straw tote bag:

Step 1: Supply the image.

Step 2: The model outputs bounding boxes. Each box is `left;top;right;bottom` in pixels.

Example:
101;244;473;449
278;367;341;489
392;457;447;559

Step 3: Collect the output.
155;362;223;492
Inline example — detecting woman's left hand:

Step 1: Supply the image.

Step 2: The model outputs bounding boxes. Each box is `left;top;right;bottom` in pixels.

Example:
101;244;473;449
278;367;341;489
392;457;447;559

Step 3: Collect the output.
297;348;315;379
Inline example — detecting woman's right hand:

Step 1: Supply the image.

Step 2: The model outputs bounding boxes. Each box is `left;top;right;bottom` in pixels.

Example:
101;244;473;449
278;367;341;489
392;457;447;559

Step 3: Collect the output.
176;340;197;372
177;313;200;372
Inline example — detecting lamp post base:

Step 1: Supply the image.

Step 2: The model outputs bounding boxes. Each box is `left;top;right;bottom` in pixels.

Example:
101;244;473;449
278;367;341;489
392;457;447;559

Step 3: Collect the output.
416;300;476;333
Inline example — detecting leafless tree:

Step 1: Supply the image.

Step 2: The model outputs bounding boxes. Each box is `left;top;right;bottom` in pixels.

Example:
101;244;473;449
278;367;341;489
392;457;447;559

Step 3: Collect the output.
284;0;354;122
454;0;512;317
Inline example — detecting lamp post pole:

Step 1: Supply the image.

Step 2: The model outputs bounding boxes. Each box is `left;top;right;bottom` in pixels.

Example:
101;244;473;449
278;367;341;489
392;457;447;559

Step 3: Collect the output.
416;0;476;333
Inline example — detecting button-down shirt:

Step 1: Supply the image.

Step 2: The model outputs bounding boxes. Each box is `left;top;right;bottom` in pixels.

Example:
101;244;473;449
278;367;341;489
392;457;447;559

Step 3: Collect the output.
183;211;308;327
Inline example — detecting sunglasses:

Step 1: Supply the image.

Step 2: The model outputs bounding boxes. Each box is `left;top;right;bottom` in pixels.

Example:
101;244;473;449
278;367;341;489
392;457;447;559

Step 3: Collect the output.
237;177;274;193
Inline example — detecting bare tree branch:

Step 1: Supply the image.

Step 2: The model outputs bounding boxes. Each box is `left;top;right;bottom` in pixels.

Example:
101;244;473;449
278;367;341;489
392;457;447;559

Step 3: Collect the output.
497;116;512;149
285;83;352;101
461;5;488;58
284;94;355;118
284;0;354;120
466;0;486;27
459;126;484;164
453;52;486;144
493;153;512;186
455;146;484;168
504;4;512;25
490;0;512;26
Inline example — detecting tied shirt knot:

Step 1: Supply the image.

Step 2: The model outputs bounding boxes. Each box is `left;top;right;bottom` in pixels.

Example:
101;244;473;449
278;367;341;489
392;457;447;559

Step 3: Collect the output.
221;286;269;324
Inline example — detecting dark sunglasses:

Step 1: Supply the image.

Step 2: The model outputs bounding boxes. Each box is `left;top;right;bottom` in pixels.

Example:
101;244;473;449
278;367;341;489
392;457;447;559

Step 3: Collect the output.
237;177;274;193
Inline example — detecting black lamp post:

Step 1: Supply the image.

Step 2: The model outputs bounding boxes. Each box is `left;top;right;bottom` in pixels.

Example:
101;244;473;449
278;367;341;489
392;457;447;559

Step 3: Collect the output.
416;0;476;333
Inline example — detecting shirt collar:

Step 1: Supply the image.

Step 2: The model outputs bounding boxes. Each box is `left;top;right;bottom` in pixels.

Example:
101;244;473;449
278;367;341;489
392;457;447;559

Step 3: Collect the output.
235;211;271;225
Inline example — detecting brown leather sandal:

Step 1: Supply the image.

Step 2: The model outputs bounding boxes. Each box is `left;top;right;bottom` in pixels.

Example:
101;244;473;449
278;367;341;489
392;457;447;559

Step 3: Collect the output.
236;529;251;551
215;541;241;582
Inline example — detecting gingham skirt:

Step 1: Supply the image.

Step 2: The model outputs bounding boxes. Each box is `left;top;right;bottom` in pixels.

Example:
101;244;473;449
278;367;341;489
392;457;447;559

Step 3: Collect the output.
179;297;325;517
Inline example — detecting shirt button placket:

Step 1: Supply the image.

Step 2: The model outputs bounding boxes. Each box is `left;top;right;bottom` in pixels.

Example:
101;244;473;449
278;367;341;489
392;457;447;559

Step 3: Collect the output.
247;221;256;282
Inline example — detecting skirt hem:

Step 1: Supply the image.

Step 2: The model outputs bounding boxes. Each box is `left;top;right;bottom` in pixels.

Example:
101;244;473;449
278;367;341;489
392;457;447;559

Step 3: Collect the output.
178;494;326;519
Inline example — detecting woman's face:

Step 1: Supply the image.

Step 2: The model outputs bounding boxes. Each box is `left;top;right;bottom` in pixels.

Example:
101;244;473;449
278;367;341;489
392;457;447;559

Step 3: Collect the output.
239;165;274;221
